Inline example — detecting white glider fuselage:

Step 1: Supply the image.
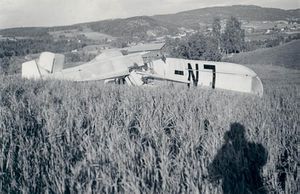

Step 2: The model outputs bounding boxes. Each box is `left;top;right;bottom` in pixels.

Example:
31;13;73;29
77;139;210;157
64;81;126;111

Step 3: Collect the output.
21;51;263;96
147;58;263;96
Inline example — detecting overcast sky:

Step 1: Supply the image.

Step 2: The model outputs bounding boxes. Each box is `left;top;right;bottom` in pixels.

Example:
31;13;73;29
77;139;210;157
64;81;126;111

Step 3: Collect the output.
0;0;299;29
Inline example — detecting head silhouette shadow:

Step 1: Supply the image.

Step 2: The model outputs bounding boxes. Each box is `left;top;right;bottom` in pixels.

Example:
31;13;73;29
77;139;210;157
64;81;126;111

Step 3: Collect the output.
208;122;268;194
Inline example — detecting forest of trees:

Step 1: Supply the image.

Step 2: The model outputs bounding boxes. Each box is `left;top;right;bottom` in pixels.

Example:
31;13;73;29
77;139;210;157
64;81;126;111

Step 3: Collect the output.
0;39;86;57
0;27;50;38
0;38;86;75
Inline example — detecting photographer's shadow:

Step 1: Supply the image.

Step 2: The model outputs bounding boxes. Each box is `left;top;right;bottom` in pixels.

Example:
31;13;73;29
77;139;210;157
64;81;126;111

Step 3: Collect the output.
208;123;268;194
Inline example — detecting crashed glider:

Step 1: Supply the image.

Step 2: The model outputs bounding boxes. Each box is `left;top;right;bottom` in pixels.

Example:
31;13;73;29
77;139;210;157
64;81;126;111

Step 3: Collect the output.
22;51;263;96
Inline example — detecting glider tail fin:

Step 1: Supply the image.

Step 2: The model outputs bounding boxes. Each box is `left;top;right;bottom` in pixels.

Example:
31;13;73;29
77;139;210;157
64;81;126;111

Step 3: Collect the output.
22;52;65;79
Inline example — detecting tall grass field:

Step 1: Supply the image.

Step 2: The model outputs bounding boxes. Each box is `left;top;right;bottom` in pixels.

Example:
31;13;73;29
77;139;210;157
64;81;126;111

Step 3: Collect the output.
0;64;299;193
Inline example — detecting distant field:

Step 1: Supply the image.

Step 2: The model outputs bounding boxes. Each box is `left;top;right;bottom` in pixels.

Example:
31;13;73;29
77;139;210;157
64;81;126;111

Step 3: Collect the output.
49;29;115;41
83;32;115;41
224;40;300;69
0;63;299;193
245;33;293;41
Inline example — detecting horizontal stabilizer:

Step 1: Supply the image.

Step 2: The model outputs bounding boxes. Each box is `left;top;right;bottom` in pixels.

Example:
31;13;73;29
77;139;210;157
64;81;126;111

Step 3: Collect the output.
22;60;41;79
127;71;144;86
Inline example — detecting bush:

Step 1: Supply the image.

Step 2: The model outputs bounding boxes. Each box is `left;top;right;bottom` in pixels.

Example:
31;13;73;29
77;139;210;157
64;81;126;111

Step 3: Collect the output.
165;34;222;61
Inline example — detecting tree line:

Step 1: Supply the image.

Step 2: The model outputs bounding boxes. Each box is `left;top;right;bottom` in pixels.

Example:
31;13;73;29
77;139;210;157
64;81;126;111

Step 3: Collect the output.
165;16;246;61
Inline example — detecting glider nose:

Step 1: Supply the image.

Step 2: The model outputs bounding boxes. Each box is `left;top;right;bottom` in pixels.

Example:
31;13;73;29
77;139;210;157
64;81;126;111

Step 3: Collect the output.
251;75;264;97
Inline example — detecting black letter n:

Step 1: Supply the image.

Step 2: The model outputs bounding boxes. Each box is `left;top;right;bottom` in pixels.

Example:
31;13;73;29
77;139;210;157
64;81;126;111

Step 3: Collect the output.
188;63;199;87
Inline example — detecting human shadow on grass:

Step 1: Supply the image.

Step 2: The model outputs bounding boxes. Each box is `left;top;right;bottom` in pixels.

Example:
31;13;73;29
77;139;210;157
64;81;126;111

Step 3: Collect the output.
208;123;268;194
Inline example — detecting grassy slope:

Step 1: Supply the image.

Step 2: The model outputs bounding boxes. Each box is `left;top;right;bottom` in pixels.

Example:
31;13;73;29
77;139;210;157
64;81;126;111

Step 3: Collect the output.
2;5;298;38
224;40;300;69
0;63;299;193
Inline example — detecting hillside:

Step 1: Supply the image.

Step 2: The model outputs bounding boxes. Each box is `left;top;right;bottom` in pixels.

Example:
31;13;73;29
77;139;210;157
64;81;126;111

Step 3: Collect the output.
75;16;179;38
0;16;179;40
153;5;300;28
0;27;50;38
1;5;299;38
224;40;300;69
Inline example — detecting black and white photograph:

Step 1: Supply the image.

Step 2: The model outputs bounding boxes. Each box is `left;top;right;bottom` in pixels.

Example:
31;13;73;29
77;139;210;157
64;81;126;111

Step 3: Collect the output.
0;0;299;193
